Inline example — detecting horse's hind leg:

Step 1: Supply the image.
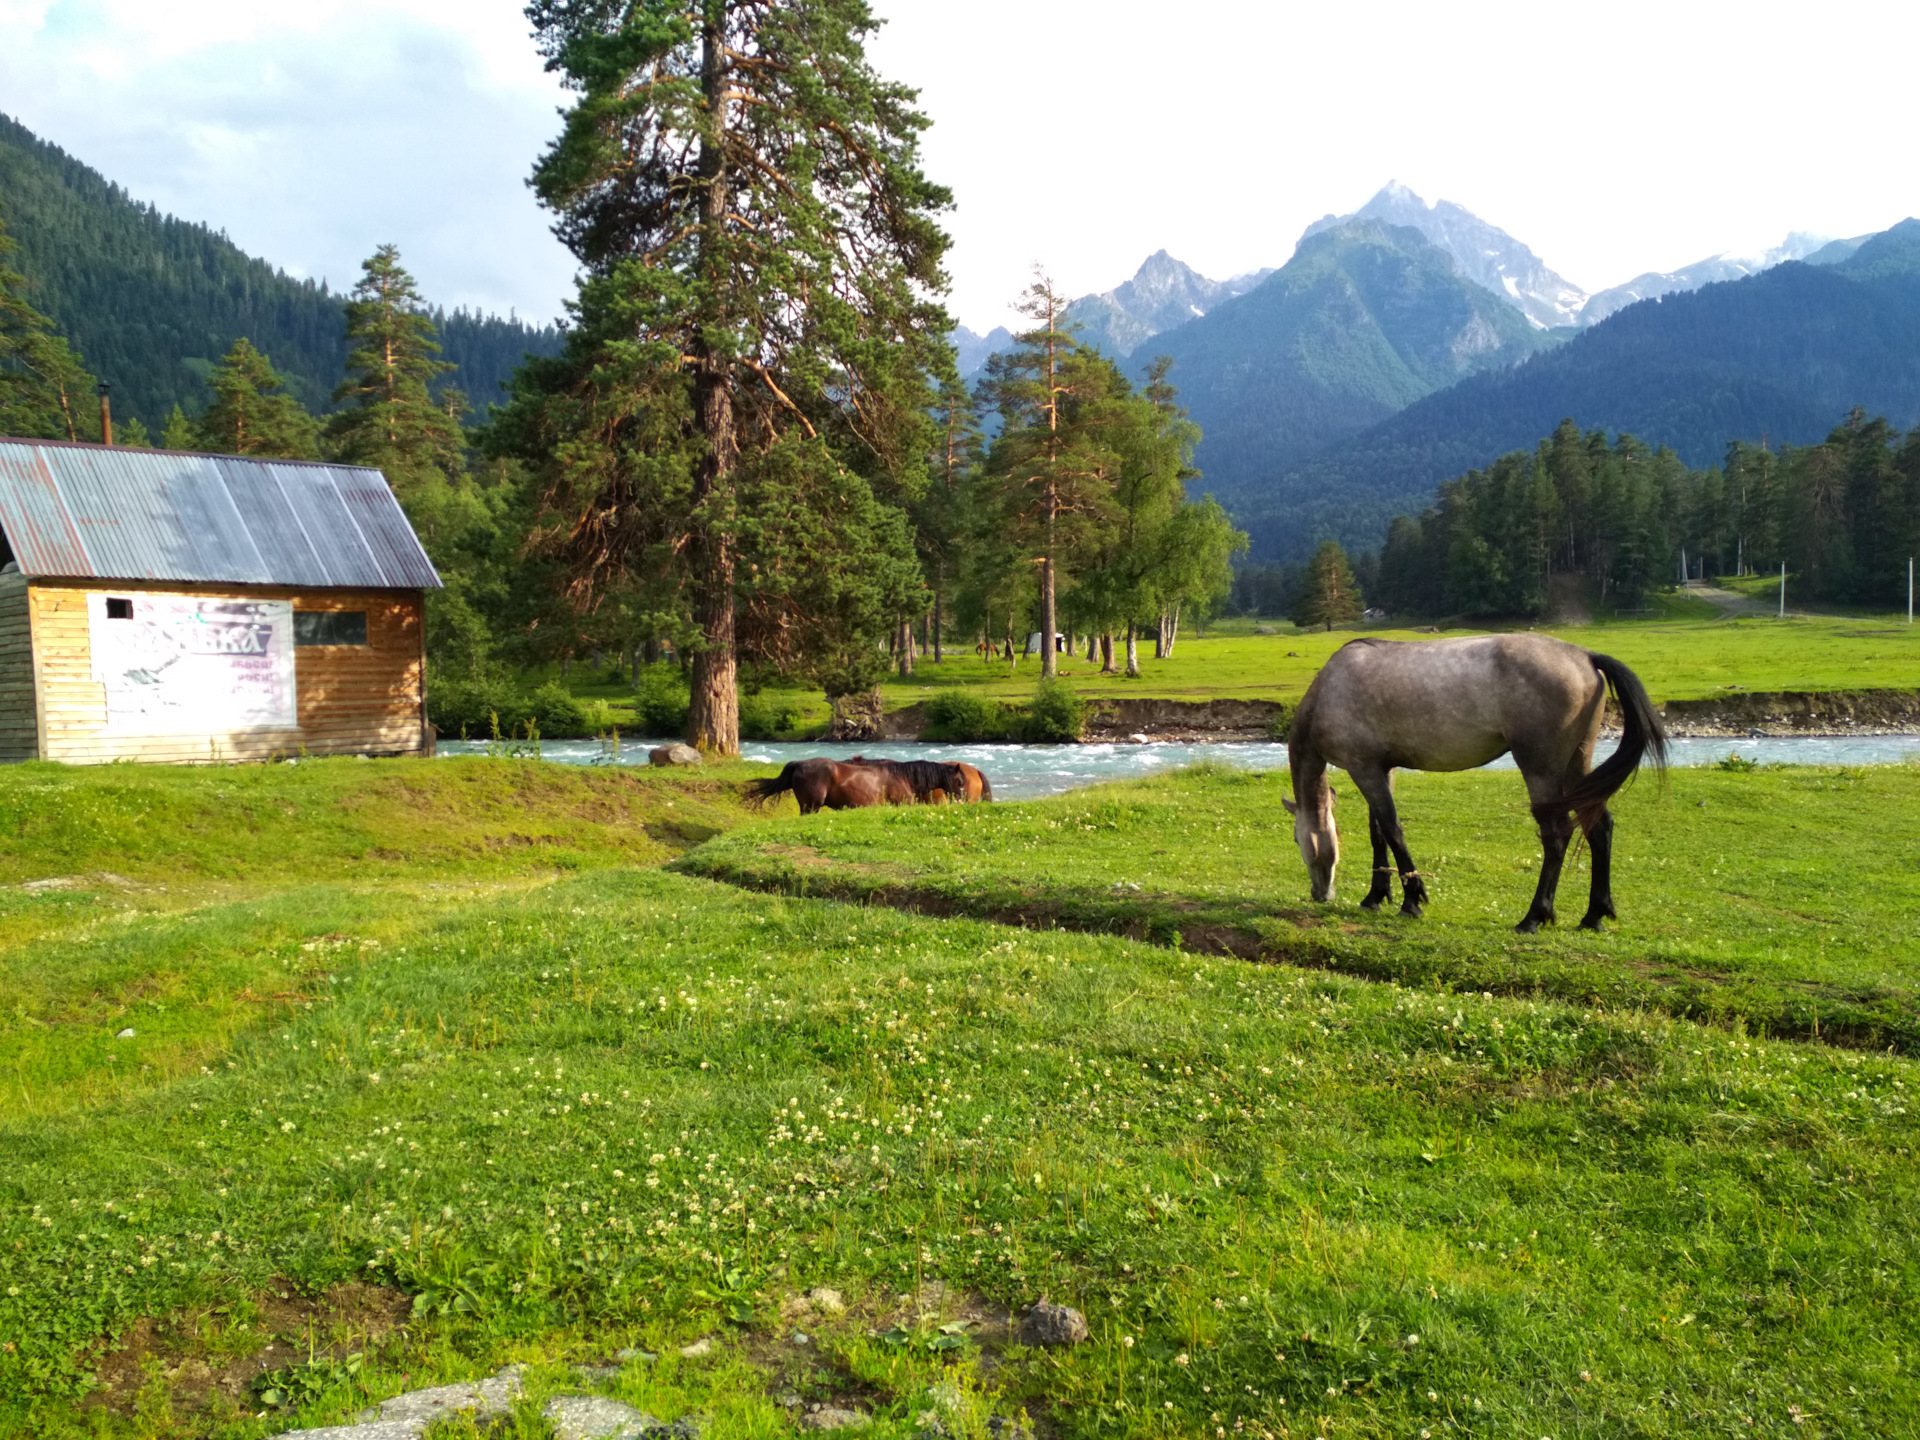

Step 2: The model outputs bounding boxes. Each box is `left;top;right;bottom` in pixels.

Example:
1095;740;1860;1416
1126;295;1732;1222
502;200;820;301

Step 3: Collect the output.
1578;808;1616;930
1516;800;1576;932
1349;765;1427;917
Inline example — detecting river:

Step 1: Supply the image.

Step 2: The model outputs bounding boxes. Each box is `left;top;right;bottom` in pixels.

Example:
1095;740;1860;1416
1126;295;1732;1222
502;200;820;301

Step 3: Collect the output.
437;734;1920;802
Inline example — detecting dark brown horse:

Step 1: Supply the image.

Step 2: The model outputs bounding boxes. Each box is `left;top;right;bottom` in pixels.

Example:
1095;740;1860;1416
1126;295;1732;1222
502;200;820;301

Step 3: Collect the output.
745;757;936;815
847;756;977;804
1285;635;1666;931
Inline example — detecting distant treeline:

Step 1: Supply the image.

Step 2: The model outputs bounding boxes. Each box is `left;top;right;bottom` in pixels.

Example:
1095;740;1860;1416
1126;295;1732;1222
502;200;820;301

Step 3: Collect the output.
0;111;561;428
1373;414;1920;617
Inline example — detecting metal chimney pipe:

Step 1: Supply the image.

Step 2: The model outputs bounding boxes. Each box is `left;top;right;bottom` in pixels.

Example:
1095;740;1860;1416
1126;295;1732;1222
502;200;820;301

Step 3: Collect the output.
97;382;113;446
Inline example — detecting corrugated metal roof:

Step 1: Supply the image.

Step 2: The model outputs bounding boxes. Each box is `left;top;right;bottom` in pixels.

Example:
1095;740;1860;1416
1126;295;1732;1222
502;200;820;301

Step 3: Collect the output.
0;439;441;589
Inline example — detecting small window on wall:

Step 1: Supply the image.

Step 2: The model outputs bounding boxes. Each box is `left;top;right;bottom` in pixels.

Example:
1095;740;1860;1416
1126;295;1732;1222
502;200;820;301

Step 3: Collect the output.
294;611;369;647
106;597;133;619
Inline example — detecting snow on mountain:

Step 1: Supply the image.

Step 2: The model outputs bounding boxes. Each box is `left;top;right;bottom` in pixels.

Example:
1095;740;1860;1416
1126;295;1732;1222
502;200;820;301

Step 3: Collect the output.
1577;232;1847;325
1303;182;1588;330
1061;251;1266;358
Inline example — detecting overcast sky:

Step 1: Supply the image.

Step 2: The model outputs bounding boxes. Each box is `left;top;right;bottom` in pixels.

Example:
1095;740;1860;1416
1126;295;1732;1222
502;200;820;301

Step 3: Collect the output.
3;0;1918;332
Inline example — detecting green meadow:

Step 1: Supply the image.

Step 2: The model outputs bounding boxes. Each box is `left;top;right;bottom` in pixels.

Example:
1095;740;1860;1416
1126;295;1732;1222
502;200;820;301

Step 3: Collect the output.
560;613;1920;733
1;757;1916;1440
682;763;1920;1052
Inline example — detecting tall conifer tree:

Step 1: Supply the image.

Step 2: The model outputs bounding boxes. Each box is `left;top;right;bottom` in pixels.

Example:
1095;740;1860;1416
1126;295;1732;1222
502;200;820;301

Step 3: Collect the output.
194;339;320;458
0;211;99;441
977;275;1124;679
326;246;475;549
509;0;952;754
1292;540;1364;631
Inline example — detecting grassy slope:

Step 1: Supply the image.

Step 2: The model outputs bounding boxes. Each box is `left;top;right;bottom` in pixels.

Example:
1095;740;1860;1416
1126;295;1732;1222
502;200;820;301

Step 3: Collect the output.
563;615;1920;733
679;763;1920;1052
1;761;1916;1440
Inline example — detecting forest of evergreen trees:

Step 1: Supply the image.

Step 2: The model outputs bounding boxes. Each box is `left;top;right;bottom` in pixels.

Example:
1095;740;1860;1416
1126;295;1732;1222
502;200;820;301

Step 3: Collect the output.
0;111;560;429
1374;415;1920;617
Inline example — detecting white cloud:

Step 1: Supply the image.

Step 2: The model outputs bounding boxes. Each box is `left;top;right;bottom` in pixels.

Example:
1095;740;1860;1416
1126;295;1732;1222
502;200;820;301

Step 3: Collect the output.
0;0;577;321
4;0;1919;334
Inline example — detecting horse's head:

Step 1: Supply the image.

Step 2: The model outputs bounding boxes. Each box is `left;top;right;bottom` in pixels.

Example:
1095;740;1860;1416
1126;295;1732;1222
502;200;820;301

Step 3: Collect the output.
1282;782;1338;901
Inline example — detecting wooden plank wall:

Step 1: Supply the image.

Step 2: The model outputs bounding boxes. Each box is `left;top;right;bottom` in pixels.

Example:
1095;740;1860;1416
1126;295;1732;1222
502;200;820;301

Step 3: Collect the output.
25;581;428;765
0;571;37;762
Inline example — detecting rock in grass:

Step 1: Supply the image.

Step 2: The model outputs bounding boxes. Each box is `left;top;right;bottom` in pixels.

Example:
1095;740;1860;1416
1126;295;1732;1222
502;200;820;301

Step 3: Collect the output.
1020;1301;1088;1347
807;1286;846;1314
678;1336;713;1358
803;1408;871;1431
649;743;703;767
279;1366;523;1438
544;1395;662;1439
115;1028;135;1039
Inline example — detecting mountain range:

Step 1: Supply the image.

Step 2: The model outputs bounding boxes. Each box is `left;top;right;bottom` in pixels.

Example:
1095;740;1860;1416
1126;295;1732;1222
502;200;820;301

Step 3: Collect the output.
0;111;563;429
1224;219;1920;558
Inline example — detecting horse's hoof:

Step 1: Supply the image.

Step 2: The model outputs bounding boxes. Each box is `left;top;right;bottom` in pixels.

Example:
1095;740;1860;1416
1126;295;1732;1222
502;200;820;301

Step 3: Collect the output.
1399;903;1424;919
1515;917;1542;934
1578;914;1607;931
1359;896;1386;912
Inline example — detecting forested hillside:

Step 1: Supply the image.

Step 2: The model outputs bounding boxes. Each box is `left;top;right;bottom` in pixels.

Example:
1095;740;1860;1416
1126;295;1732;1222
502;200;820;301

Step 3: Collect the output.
1147;218;1552;501
1228;219;1920;560
0;112;562;429
1376;413;1920;616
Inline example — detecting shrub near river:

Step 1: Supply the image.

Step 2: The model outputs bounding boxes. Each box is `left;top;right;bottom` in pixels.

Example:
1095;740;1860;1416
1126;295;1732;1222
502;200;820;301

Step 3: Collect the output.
1;760;1916;1438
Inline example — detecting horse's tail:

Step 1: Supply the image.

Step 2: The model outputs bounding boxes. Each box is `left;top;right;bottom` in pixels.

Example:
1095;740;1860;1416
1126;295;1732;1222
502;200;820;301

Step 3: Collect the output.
1556;651;1668;829
743;762;800;810
977;772;993;803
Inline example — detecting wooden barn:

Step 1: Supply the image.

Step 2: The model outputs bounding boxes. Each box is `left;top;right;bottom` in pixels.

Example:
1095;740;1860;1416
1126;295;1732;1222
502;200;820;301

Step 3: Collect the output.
0;438;441;765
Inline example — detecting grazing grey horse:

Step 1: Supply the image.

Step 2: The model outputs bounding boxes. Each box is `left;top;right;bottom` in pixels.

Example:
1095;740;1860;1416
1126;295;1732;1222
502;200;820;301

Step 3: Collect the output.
1284;635;1667;931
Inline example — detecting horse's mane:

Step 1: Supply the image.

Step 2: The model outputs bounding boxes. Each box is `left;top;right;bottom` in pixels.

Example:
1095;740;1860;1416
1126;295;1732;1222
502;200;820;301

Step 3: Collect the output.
848;756;962;796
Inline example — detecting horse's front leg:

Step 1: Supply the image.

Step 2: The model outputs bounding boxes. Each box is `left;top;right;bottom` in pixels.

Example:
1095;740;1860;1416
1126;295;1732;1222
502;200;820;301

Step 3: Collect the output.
1518;802;1575;933
1350;766;1426;918
1577;807;1617;930
1359;808;1393;911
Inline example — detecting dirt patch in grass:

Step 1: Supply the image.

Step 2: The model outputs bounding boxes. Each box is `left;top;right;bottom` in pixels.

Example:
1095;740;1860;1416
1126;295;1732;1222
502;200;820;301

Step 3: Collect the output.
82;1280;410;1418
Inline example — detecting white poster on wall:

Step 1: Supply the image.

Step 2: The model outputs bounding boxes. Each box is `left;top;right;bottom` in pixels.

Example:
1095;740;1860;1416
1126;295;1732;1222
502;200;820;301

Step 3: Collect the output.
88;593;297;733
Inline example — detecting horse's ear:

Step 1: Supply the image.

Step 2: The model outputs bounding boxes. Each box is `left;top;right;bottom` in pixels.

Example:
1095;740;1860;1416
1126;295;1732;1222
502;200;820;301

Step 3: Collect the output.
1282;796;1298;814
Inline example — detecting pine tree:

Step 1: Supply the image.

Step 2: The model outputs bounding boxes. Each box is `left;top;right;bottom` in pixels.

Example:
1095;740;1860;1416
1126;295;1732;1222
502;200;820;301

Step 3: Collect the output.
325;246;475;549
506;0;952;753
977;274;1125;679
117;415;153;447
1292;540;1364;631
194;339;320;458
159;403;196;450
1;210;99;440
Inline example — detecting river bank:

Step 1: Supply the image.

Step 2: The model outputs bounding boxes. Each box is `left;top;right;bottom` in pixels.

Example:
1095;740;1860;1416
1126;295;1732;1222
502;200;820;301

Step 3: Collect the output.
872;688;1920;742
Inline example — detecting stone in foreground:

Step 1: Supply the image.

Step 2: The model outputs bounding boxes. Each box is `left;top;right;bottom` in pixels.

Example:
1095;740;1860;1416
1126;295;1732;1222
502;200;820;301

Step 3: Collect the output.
649;743;703;767
279;1364;522;1438
545;1395;662;1439
1020;1301;1088;1347
804;1407;872;1431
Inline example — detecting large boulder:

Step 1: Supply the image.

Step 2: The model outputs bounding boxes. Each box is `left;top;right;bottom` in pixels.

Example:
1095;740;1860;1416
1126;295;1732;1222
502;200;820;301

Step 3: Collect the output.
649;743;704;767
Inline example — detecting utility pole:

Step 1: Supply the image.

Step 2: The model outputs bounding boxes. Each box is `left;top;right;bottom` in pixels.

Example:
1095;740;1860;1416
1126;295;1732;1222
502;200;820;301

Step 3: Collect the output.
1779;561;1786;619
97;382;113;446
1908;556;1914;624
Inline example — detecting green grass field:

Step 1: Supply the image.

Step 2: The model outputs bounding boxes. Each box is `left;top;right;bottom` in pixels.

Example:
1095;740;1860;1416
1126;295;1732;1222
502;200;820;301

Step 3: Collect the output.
2;759;1918;1439
682;763;1920;1052
560;613;1920;735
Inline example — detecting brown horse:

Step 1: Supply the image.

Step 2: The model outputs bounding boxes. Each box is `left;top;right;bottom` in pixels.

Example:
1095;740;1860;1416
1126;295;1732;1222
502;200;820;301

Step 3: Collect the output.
1285;635;1666;931
950;762;993;803
745;758;923;815
847;756;992;803
846;756;975;804
741;756;952;814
